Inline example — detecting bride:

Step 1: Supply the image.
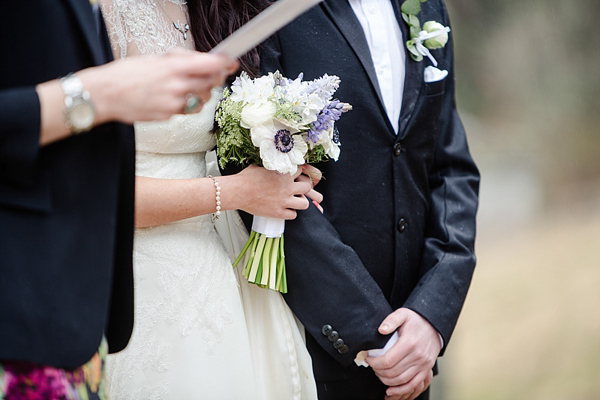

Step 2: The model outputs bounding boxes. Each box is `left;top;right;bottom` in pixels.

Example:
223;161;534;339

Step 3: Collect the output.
99;0;319;399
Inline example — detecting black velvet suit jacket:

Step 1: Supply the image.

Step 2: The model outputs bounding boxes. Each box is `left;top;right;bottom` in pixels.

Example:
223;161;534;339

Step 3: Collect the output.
0;0;135;368
259;0;480;381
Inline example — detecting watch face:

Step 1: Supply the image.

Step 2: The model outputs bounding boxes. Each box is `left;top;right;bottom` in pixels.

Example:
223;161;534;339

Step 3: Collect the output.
70;101;95;131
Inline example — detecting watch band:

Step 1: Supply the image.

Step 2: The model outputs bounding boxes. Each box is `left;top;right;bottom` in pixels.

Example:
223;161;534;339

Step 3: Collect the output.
60;73;95;134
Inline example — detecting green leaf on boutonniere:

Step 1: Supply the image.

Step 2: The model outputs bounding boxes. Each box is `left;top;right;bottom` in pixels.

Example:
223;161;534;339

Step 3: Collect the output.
401;0;422;15
406;41;424;61
410;23;421;38
407;14;421;28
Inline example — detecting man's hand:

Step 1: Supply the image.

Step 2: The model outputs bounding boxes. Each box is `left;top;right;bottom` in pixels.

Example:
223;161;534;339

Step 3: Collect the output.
366;308;441;400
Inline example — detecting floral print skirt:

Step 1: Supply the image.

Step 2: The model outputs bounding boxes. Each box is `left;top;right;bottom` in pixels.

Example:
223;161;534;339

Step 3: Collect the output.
0;338;107;400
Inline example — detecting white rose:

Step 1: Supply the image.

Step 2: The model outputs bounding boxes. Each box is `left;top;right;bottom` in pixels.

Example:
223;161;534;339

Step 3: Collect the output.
240;101;277;129
423;21;449;49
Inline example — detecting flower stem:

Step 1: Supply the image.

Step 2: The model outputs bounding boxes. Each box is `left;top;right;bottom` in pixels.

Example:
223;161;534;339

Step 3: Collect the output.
269;237;280;290
248;234;267;283
233;230;256;267
261;238;273;286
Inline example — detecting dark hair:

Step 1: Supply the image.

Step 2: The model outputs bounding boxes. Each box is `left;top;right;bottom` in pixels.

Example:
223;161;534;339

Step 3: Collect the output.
187;0;271;77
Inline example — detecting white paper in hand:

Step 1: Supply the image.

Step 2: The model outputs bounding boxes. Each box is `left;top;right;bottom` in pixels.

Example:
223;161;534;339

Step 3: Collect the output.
210;0;323;59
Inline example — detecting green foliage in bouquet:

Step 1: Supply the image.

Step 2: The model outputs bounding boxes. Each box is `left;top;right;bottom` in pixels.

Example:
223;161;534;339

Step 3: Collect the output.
215;88;262;169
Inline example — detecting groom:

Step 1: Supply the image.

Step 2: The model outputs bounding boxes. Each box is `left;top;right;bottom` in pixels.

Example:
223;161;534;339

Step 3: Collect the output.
260;0;479;399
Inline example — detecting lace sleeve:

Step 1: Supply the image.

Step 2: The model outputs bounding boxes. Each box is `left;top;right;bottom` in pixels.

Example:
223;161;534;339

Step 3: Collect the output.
99;0;128;59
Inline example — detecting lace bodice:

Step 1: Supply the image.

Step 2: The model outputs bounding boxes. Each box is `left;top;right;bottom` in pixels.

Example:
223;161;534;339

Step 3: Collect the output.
101;0;221;178
133;91;220;181
134;96;219;155
101;0;194;58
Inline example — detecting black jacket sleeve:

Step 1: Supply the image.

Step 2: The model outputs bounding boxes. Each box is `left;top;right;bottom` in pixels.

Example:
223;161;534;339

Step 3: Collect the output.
0;87;42;187
403;6;480;355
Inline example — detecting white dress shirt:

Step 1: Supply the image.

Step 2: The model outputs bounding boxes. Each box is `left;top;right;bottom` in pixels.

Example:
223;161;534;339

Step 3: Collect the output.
348;0;405;133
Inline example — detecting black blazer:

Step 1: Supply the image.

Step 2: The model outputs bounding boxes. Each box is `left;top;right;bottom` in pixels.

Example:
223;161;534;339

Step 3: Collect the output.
259;0;480;380
0;0;135;369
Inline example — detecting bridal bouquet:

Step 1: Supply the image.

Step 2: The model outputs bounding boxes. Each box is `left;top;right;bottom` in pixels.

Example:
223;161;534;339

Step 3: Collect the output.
215;71;351;292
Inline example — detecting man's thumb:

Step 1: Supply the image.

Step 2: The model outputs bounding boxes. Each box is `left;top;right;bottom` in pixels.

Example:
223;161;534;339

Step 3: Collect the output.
378;308;409;334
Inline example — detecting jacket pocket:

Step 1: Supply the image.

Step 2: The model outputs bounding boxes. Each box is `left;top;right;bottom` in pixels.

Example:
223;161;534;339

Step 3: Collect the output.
425;78;446;97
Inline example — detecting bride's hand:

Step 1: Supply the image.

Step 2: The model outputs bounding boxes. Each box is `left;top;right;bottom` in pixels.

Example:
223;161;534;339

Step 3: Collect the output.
221;165;317;220
297;165;324;213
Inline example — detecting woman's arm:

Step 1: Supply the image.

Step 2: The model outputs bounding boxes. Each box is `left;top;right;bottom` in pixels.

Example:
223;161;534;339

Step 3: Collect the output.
135;165;315;228
35;50;236;146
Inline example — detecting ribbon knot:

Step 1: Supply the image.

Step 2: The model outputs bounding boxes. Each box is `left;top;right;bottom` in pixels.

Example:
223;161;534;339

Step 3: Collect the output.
412;27;451;67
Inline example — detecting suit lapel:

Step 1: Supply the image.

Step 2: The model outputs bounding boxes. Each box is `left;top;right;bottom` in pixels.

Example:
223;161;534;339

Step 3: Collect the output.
62;0;106;65
321;0;385;108
391;0;424;138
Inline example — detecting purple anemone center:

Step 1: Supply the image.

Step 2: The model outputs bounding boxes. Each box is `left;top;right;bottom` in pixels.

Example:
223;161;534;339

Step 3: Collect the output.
274;129;294;153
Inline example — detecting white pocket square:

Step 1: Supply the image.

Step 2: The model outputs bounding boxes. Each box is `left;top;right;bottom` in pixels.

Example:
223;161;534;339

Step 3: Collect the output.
424;66;448;83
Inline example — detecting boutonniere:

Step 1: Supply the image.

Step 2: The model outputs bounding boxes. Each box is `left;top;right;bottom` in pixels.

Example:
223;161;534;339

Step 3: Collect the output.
401;0;450;67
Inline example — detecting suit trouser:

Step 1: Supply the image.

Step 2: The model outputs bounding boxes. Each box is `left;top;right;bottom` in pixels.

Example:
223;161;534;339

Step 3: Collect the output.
316;367;430;400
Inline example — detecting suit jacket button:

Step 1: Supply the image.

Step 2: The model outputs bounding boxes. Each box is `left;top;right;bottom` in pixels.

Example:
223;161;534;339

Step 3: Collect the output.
394;142;402;156
334;339;345;349
328;331;340;342
338;345;350;355
398;218;408;233
322;325;333;336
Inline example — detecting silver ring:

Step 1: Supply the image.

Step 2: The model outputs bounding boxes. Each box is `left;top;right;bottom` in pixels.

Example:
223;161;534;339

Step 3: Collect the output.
184;93;200;114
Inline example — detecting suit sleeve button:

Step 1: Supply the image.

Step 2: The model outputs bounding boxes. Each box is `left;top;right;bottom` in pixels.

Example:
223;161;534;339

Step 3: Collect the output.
334;339;345;349
338;345;350;355
328;331;340;342
322;325;333;336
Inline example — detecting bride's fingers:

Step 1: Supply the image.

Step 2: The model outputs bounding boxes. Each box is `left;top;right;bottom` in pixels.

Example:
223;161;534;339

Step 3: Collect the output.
310;198;324;214
290;166;305;180
302;164;322;186
305;189;323;204
279;209;298;220
294;174;313;187
292;180;312;196
287;195;309;211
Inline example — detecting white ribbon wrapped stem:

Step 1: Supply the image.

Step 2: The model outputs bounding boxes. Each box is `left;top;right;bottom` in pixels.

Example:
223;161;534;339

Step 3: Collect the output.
413;27;451;67
252;216;285;238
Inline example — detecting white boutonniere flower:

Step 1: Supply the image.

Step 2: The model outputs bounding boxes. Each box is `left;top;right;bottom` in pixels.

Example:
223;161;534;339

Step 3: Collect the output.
401;0;451;67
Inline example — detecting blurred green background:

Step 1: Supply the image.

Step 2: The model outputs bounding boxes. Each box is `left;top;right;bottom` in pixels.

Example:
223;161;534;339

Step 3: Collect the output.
432;0;600;399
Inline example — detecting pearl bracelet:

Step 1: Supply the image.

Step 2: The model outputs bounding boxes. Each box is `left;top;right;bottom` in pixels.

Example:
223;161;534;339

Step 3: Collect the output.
208;175;221;225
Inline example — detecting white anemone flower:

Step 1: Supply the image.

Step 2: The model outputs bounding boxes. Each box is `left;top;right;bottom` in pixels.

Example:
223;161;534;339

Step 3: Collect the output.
319;125;341;161
250;120;308;175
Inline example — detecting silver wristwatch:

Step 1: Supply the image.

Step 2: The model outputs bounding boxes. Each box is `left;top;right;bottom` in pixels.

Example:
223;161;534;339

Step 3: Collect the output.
60;73;95;134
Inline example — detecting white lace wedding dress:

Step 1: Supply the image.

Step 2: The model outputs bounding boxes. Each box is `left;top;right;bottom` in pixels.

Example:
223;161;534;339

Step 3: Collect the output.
100;1;317;399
